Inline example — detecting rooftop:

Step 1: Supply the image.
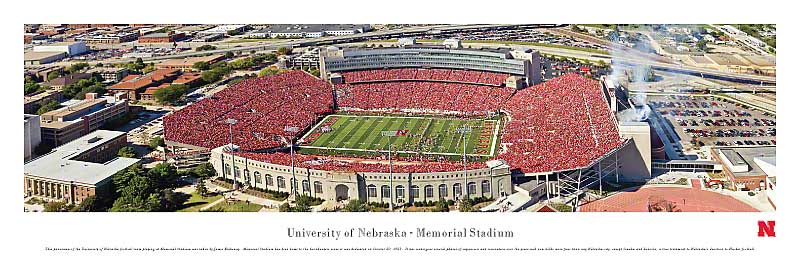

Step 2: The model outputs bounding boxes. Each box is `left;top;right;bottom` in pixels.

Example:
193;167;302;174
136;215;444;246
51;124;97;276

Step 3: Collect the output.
706;54;748;66
715;146;776;177
257;24;367;34
24;130;140;185
24;51;65;61
156;54;225;67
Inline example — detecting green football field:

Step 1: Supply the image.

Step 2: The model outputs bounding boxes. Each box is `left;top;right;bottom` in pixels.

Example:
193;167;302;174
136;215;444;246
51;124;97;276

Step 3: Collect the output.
298;114;501;159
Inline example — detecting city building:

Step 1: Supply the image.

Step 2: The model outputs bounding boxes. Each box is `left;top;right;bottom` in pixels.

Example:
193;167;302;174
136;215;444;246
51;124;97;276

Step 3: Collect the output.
32;41;88;56
39;95;129;147
155;54;225;71
87;67;130;83
76;32;138;44
190;33;223;42
172;72;204;87
198;24;248;35
711;146;776;191
24;65;64;81
107;68;180;100
250;24;370;38
24;90;63;114
24;114;42;162
42;72;93;91
23;130;140;205
24;51;67;65
138;31;186;43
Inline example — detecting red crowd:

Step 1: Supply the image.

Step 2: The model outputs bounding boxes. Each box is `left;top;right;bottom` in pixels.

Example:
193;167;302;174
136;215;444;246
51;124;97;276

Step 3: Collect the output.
166;70;624;174
231;150;488;173
341;68;509;86
164;71;333;151
335;81;514;116
497;73;624;173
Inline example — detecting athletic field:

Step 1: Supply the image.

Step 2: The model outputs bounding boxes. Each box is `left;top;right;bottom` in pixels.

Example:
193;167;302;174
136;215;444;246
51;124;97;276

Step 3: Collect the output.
299;114;501;159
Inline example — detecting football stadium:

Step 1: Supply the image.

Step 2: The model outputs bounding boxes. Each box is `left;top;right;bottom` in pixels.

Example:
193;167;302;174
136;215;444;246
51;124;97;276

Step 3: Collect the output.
164;41;653;210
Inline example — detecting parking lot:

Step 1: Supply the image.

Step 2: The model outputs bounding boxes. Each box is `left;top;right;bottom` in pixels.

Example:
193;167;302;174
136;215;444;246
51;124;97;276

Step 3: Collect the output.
648;94;776;147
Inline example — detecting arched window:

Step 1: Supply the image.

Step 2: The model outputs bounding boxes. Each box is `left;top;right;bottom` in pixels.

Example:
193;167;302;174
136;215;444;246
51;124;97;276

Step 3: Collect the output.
410;185;420;198
467;182;477;194
302;180;310;192
438;184;447;197
453;183;462;197
265;174;273;186
314;181;323;193
424;185;434;198
381;185;390;198
396;186;405;198
481;180;490;193
233;166;240;178
367;184;377;197
277;176;285;188
224;163;231;175
244;170;250;181
254;171;262;185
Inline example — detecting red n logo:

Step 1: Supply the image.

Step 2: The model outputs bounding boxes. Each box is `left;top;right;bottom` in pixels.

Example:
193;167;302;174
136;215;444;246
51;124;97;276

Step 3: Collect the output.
757;220;775;237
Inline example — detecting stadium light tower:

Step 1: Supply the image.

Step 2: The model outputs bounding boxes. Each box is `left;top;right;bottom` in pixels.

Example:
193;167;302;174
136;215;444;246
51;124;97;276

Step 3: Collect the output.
381;130;401;211
455;125;472;199
282;126;300;198
226;118;238;190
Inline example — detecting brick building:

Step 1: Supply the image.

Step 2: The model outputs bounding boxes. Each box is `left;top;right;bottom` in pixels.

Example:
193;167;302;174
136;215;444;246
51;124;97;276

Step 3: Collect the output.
23;130;139;205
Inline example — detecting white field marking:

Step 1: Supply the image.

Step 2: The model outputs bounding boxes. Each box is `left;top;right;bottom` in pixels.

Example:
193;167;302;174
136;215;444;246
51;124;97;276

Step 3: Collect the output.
489;119;500;157
299;145;493;157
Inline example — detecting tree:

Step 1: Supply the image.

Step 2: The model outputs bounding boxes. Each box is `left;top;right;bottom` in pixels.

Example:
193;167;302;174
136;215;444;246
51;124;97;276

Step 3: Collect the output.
193;61;210;71
277;46;292;56
259;67;281;77
458;198;475;212
196;45;216;52
36;100;62;115
47;71;61;81
192;163;216;179
294;195;313;212
142;64;156;74
24;80;42;95
696;39;708;52
148;162;179;189
343;200;368;212
149;136;166;150
66;62;90;74
153;84;188;105
201;69;225;84
278;202;292;212
224;51;235;59
71;196;97;212
196;180;208;198
44;201;71;212
227;30;242;36
433;199;450;212
117;146;136;158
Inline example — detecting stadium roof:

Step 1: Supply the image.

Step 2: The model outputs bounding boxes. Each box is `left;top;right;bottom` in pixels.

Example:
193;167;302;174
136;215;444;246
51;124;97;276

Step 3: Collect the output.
24;130;139;186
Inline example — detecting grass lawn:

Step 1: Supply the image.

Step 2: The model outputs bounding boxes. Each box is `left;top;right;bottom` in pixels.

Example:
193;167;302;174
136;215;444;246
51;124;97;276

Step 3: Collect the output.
206;200;263;212
177;192;223;212
552;203;574;212
298;114;501;160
